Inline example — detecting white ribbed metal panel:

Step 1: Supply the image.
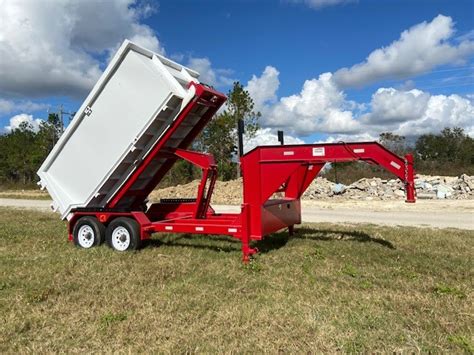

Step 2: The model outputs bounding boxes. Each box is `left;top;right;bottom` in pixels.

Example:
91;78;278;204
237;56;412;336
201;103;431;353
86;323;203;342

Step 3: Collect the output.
37;40;200;219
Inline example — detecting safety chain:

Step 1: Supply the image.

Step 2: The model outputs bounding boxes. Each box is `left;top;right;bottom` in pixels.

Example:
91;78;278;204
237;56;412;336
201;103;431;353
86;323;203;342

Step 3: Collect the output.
404;157;408;183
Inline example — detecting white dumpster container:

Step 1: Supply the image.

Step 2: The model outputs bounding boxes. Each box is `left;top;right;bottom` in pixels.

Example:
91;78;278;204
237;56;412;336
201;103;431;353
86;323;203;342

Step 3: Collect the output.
37;40;200;219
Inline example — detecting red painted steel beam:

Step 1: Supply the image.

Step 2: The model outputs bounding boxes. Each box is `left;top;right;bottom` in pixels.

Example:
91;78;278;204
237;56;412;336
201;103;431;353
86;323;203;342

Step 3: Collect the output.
405;153;415;203
242;142;416;203
127;85;226;209
173;148;216;169
170;148;219;219
107;83;226;209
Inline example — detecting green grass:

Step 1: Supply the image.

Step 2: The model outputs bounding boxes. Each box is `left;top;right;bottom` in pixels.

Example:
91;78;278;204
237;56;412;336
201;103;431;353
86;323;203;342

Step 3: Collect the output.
0;207;472;352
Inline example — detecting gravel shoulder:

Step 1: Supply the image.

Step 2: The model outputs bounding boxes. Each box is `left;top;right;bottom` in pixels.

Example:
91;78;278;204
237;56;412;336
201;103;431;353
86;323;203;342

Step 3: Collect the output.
1;198;472;230
0;198;53;212
300;200;473;230
212;200;474;230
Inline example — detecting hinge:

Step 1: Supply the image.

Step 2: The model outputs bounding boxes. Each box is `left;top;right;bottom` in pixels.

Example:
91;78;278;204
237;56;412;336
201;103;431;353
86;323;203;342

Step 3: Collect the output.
84;106;92;116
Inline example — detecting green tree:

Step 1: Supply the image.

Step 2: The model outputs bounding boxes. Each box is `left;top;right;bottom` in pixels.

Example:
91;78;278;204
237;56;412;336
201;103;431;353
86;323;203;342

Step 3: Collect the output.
0;113;62;187
415;127;474;175
197;82;260;180
158;160;199;188
379;132;406;155
416;127;473;163
1;121;41;185
36;113;62;156
0;134;7;183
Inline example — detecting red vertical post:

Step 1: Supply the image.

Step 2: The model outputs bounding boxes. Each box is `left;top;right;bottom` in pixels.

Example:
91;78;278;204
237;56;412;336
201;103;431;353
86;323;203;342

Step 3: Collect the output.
193;168;209;219
405;153;416;203
240;203;257;263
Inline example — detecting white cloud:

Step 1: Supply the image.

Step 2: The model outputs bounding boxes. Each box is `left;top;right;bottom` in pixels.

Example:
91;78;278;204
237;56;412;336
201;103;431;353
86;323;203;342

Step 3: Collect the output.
187;57;234;87
4;114;43;133
333;15;474;88
396;80;416;91
246;67;474;139
0;99;14;114
0;0;162;99
394;92;474;136
356;87;474;137
364;88;431;124
261;72;361;136
291;0;356;10
244;128;304;153
245;66;280;110
456;29;474;43
0;99;49;114
315;132;377;143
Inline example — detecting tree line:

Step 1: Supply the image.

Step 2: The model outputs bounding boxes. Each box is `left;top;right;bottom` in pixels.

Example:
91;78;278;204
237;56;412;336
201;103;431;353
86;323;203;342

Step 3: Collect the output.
326;127;474;184
0;83;472;188
0;113;61;187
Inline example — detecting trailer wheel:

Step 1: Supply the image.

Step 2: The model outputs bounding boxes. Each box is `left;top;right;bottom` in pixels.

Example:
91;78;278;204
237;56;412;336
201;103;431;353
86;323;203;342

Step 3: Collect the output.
106;217;141;251
73;216;105;249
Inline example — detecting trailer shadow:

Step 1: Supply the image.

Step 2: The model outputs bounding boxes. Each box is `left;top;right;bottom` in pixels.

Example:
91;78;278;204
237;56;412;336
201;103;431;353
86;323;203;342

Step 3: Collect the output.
145;234;240;253
291;227;394;249
144;226;395;254
255;226;394;254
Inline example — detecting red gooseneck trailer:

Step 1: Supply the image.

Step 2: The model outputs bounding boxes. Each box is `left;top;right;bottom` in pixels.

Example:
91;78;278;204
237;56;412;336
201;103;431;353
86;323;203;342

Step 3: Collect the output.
37;41;415;262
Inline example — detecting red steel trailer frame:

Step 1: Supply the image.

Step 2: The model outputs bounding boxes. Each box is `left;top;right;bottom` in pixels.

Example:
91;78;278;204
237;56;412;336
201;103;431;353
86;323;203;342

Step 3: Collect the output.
68;82;416;262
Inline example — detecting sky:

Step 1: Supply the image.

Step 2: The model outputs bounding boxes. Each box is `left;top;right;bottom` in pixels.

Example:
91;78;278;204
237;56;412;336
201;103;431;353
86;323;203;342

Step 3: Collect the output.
0;0;473;148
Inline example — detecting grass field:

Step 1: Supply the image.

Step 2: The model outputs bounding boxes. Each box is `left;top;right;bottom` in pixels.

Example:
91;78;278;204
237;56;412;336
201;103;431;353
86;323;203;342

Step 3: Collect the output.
0;207;472;352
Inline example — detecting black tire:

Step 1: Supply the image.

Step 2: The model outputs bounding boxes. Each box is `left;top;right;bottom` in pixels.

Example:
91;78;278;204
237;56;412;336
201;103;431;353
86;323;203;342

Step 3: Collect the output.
106;217;142;251
73;216;105;249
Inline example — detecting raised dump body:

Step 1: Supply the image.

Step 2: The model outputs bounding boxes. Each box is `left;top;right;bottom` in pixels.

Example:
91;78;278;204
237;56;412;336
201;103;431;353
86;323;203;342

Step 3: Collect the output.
37;40;225;219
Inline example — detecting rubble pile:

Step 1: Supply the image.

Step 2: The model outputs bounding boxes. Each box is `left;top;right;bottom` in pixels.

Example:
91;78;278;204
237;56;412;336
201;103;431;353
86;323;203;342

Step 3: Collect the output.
414;174;474;200
303;174;474;200
150;174;474;204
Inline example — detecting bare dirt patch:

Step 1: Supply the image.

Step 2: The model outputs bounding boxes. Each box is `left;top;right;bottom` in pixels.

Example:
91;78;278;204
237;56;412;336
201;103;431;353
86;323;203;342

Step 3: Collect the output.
150;178;244;205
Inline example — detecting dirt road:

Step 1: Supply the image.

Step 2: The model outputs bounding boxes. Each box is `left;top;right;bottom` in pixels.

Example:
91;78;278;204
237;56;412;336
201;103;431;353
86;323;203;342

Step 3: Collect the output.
0;198;53;211
215;200;474;230
1;198;472;230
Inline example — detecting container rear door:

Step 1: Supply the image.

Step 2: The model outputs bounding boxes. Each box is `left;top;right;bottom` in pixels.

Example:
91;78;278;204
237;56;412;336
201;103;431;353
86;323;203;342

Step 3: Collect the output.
44;49;178;212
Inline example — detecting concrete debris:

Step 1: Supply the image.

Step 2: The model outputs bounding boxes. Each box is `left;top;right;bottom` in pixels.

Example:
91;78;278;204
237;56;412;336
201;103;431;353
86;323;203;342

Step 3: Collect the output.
150;174;474;205
302;174;474;201
332;183;346;195
435;184;453;199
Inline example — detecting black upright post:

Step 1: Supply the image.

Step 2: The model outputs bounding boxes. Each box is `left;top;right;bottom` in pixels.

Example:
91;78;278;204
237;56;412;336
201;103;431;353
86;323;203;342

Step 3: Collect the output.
237;119;245;157
277;130;284;145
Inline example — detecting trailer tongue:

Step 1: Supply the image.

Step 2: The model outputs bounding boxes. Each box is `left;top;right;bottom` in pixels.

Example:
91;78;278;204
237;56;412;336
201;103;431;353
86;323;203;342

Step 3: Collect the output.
37;40;415;262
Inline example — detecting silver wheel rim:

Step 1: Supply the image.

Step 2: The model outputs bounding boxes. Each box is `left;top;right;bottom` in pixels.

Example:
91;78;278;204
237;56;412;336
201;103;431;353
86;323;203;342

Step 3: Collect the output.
78;225;95;248
111;226;130;251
